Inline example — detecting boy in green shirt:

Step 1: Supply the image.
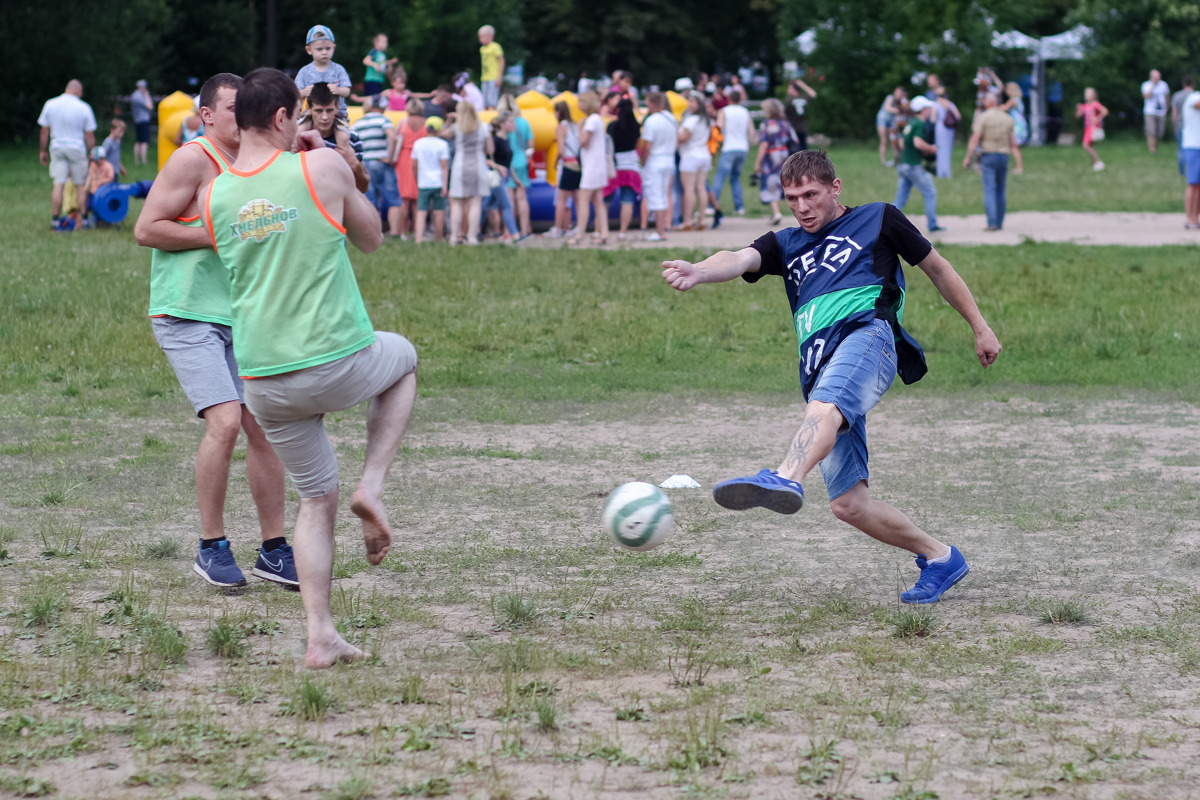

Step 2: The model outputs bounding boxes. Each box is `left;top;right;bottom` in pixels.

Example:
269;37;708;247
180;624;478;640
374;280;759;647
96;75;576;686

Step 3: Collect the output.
892;95;944;233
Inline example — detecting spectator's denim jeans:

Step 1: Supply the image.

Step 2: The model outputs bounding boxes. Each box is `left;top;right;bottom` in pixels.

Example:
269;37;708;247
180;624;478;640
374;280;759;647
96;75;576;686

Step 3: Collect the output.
893;163;938;230
979;153;1009;229
710;150;747;212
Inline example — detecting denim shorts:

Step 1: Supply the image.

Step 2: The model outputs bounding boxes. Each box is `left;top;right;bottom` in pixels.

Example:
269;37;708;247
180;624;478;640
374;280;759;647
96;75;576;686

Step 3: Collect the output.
151;316;243;417
809;318;897;500
1184;149;1200;185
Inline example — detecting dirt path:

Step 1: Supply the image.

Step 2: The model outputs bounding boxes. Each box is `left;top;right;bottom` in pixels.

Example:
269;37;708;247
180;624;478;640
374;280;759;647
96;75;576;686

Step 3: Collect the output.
520;211;1198;250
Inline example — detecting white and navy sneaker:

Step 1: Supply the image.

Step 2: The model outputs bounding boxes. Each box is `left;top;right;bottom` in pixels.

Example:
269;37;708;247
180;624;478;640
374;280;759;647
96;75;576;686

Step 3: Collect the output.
252;544;299;590
193;540;247;588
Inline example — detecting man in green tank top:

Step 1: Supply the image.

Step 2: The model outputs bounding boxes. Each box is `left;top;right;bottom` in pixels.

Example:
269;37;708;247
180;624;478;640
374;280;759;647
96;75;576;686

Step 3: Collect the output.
199;68;419;669
134;73;292;591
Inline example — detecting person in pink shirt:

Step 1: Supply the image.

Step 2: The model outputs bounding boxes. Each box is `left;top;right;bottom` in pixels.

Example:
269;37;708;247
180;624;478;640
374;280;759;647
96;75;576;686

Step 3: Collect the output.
1075;87;1109;172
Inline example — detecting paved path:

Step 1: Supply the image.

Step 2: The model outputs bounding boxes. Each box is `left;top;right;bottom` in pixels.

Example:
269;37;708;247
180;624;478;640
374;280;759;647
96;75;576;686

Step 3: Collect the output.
520;211;1198;251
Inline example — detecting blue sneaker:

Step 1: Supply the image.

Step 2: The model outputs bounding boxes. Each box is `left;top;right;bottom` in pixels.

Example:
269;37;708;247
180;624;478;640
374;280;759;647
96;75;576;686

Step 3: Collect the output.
193;540;247;588
252;544;299;590
712;469;804;514
901;546;969;604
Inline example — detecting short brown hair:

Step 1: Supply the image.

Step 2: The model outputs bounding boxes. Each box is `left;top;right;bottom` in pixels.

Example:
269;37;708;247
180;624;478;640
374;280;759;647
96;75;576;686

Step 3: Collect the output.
236;68;300;131
780;150;838;188
199;72;244;112
645;91;666;110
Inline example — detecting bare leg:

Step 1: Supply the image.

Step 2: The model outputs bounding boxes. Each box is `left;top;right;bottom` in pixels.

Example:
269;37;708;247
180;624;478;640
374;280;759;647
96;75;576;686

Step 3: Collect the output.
878;127;889;164
640;195;649;232
413;208;427;244
775;400;843;484
387;204;402;238
679;172;696;228
240;408;286;541
466;196;482;242
830;482;949;558
1082;142;1097;165
432;209;445;241
514;184;531;236
351;370;417;566
619;201;632;234
75;183;88;218
51;184;65;218
194;401;243;541
592;190;609;239
293;490;363;668
397;199;412;235
449;199;463;245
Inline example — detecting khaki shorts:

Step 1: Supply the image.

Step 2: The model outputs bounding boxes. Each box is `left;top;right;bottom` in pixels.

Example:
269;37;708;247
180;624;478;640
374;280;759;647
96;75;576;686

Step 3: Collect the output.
49;147;88;185
243;332;418;497
1145;114;1166;139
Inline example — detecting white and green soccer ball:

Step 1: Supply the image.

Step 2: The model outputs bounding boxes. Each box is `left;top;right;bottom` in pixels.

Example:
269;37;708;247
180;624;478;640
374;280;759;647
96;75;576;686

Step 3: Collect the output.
603;482;674;551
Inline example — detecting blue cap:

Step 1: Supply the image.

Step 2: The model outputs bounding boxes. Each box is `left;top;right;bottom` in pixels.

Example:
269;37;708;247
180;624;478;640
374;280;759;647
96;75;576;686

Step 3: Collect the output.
306;25;335;44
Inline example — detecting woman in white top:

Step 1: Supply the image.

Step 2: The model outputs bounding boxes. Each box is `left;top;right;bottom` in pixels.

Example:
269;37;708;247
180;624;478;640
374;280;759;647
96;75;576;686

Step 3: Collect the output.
572;90;610;245
676;92;713;231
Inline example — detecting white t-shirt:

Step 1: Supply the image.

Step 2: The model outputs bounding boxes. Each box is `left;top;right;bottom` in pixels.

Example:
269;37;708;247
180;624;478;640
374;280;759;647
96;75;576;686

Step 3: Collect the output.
640;110;678;167
579;114;608;189
1182;91;1200;149
1143;79;1170;116
679;114;712;161
720;104;751;151
461;83;485;110
411;136;450;189
37;93;97;154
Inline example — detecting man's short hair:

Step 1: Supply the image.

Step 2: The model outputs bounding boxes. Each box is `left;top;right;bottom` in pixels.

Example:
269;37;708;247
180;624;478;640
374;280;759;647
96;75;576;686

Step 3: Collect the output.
435;84;453;95
235;68;300;131
728;87;742;103
780;150;838;188
308;82;335;108
645;91;666;109
1185;74;1196;88
199;72;244;112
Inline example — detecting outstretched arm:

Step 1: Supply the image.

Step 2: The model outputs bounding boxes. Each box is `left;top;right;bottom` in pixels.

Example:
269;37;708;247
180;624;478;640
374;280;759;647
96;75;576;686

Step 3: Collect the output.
662;247;761;291
915;248;1001;367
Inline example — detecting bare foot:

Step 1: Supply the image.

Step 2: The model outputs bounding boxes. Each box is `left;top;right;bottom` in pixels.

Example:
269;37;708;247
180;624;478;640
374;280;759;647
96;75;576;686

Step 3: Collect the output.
350;487;392;565
305;636;365;669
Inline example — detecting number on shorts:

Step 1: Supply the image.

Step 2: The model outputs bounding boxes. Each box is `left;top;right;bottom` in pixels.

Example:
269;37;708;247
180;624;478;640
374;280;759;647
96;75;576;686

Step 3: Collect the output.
803;338;826;376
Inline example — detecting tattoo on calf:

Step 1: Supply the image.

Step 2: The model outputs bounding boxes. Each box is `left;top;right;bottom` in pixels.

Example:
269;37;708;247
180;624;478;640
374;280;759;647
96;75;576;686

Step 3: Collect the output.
781;416;821;473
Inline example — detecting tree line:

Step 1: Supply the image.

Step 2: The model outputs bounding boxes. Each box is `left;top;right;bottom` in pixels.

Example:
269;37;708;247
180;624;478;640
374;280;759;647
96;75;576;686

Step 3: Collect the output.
10;0;1198;143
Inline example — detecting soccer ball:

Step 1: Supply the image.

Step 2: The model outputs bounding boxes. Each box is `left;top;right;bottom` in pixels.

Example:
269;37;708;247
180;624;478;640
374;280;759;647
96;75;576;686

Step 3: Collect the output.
603;482;674;551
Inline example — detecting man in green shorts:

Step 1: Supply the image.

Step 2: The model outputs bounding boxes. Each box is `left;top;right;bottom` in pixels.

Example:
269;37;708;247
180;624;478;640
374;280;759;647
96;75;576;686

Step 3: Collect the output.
135;73;292;590
199;68;419;669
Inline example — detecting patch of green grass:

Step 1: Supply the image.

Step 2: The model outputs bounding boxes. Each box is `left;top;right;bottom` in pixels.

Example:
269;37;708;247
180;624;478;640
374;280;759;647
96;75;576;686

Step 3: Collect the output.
395;776;452;797
1039;598;1095;625
491;593;539;630
36;517;85;557
890;607;938;638
19;578;67;628
323;775;373;800
0;774;55;797
283;678;335;721
143;536;181;560
206;617;248;659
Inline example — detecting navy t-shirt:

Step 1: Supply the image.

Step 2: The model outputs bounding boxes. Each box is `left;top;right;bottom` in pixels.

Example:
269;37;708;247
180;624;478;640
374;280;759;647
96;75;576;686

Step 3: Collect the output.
747;202;932;398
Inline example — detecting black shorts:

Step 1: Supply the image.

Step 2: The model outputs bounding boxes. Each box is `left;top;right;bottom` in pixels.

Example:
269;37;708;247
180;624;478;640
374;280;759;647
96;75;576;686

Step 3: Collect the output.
364;80;383;97
559;166;581;191
135;121;151;144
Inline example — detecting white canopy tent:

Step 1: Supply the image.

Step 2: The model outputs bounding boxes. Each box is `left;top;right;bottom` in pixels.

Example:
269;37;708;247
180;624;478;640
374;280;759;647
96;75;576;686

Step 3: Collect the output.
992;25;1091;145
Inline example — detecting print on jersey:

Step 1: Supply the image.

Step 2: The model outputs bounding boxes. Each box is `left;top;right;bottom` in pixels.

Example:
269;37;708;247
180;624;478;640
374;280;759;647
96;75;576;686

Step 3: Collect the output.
231;199;300;241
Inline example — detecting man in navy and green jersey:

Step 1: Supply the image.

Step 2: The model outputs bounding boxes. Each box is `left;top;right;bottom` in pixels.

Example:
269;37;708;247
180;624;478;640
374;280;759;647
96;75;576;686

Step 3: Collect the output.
662;150;1001;604
134;73;293;592
199;68;418;669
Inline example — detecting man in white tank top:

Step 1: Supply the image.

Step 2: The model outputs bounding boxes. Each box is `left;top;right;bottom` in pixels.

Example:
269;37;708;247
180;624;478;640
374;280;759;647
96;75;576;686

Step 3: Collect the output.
711;88;755;216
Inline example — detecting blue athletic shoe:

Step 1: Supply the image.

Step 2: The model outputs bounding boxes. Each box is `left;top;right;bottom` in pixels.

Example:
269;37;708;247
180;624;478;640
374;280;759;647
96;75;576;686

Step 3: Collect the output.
193;540;247;588
901;546;970;604
712;469;804;514
252;544;299;590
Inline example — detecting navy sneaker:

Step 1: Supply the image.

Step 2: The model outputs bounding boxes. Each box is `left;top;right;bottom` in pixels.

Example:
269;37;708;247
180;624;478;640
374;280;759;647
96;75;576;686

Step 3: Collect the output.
252;544;299;590
901;546;970;604
193;540;247;588
712;469;804;514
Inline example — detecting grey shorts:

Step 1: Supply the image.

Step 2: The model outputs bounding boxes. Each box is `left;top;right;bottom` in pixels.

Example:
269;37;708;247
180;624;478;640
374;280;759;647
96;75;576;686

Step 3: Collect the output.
1145;114;1166;139
49;147;88;185
242;332;418;498
151;316;244;417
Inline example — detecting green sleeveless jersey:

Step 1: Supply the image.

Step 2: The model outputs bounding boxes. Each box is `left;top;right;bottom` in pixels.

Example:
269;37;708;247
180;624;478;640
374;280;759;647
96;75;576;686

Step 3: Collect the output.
148;137;235;324
206;150;375;377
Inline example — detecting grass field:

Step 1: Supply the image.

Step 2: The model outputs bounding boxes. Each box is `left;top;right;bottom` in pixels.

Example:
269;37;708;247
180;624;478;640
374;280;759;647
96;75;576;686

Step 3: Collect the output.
2;141;1200;799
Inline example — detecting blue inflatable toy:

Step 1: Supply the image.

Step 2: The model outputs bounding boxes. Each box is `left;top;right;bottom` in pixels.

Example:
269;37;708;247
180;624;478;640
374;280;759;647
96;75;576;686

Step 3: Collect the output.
92;180;155;225
526;179;641;232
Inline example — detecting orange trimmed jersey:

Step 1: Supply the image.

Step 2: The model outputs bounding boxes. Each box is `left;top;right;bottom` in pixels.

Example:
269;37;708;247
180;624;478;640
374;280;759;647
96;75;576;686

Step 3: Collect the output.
148;136;236;324
205;150;375;377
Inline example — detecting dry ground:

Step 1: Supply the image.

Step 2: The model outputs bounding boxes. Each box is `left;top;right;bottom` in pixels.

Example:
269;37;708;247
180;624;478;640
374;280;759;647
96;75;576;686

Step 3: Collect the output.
2;388;1200;799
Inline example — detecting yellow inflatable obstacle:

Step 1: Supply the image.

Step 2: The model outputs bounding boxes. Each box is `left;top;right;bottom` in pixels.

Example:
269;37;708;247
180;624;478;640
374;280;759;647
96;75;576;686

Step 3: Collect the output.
157;91;195;170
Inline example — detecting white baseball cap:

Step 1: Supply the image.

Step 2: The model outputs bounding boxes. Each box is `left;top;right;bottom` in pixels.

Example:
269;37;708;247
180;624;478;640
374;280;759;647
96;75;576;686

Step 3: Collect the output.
674;77;695;92
909;96;934;113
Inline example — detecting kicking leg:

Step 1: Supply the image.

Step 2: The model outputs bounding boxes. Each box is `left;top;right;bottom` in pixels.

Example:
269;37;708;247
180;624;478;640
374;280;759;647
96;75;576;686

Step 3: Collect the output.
351;370;418;565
